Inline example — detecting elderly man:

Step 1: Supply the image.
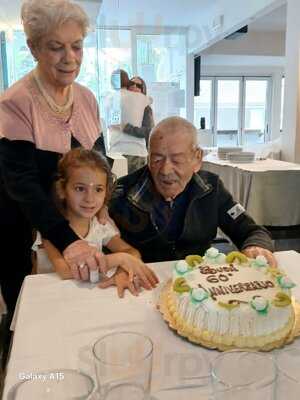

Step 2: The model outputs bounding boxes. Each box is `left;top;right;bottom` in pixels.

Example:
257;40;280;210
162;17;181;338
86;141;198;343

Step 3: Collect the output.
108;116;275;266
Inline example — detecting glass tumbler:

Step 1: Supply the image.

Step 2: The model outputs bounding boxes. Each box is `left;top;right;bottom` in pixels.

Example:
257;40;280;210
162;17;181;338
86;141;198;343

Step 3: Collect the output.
93;331;153;400
11;369;94;399
211;350;276;400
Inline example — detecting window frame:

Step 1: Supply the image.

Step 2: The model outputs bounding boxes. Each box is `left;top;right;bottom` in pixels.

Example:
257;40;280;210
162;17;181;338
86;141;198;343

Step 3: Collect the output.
195;75;272;146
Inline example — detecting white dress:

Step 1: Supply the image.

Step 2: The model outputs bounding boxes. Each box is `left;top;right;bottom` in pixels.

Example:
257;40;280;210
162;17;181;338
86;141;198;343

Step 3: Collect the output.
32;217;119;275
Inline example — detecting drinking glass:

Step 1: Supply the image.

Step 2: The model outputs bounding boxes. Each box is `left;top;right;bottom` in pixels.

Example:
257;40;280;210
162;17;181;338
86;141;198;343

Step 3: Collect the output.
276;347;300;400
211;350;276;400
11;369;94;399
93;331;153;400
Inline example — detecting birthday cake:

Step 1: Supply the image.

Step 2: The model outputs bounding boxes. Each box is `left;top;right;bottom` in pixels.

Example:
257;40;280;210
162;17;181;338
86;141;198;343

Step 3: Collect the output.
164;248;295;350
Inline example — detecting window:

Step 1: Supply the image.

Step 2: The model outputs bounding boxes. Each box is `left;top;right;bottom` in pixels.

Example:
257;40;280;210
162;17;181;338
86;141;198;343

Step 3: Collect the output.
194;78;212;130
2;29;99;96
280;76;285;132
5;30;35;85
216;79;241;146
1;28;187;130
243;78;269;145
194;76;272;146
97;28;132;127
77;31;99;100
136;33;186;122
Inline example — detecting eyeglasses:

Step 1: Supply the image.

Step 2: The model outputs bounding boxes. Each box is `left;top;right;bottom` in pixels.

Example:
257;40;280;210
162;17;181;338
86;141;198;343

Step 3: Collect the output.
128;81;143;90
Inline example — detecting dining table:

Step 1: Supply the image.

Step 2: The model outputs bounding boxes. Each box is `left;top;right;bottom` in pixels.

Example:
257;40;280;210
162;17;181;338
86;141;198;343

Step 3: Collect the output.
202;154;300;227
3;250;300;399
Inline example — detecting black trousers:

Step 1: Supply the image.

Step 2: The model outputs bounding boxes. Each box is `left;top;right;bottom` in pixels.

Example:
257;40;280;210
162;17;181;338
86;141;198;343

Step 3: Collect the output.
0;189;33;367
0;189;33;314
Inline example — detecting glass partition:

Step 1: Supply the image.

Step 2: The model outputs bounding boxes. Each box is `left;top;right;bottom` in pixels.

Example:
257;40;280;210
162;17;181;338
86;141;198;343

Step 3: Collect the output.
136;33;186;123
243;78;270;145
216;78;241;146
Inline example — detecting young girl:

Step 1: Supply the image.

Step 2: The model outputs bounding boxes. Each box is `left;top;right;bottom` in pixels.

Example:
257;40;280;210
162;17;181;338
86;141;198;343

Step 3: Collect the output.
33;148;158;295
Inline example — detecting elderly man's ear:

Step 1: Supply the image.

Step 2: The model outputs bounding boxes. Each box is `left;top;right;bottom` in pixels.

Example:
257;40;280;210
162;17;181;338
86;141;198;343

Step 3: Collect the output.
193;148;203;173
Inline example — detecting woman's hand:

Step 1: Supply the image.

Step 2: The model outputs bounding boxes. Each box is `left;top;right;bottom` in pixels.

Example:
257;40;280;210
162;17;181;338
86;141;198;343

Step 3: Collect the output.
103;253;159;289
63;240;106;281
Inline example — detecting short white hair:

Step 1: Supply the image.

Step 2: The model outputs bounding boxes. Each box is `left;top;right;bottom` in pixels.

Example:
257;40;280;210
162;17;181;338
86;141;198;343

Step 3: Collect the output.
21;0;89;45
149;116;199;149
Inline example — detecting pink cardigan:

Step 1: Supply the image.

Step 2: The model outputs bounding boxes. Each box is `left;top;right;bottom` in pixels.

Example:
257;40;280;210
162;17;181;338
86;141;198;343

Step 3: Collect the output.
0;72;101;153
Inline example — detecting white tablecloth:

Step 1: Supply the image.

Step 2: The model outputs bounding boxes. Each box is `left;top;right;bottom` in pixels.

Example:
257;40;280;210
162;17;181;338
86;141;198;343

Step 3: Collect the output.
3;251;300;399
203;155;300;226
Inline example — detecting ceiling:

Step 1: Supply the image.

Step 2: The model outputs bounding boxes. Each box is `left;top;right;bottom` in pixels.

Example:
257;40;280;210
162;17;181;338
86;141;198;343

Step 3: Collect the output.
0;0;216;29
0;0;287;33
249;4;286;32
0;0;102;29
98;0;215;28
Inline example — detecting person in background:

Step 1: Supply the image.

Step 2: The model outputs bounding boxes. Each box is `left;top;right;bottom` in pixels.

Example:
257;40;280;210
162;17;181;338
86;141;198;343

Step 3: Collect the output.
108;116;276;267
123;76;155;173
104;69;130;130
0;0;107;365
107;71;152;166
33;148;158;294
111;68;130;90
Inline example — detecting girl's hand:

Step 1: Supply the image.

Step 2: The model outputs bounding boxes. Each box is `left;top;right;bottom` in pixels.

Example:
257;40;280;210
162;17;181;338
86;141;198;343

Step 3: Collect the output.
117;253;159;289
98;268;141;298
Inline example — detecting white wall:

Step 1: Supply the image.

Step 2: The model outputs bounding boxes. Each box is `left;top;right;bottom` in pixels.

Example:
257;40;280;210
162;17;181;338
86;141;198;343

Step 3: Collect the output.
0;47;3;94
188;0;286;53
200;57;284;141
281;0;300;162
202;31;285;57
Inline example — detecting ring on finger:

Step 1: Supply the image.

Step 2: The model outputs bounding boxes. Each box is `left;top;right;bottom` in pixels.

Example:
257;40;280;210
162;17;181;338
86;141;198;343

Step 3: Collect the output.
133;275;141;288
79;263;86;269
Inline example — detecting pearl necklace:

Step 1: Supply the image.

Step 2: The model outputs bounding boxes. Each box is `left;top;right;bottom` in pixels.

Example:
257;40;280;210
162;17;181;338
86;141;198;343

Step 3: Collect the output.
33;69;74;115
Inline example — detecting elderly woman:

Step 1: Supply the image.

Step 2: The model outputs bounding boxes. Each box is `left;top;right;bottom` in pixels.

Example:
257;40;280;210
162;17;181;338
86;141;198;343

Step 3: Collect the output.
0;0;106;360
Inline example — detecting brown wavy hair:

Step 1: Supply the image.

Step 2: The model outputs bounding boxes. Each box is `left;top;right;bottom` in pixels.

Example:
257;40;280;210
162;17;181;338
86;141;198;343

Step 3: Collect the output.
54;148;115;213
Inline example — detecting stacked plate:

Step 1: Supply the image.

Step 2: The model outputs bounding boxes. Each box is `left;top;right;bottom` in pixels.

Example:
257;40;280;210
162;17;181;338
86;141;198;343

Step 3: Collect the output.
217;147;242;160
227;151;255;163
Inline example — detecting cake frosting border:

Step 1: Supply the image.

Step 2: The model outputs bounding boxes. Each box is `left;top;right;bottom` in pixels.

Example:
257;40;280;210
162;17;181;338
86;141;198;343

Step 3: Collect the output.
158;279;300;351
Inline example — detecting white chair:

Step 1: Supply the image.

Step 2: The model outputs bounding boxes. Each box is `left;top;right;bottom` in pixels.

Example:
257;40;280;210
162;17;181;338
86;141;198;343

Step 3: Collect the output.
197;129;213;147
108;152;128;178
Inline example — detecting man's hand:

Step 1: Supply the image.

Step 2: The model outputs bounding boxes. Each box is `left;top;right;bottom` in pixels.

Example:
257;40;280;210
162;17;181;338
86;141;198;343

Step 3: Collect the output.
96;206;120;234
63;240;106;281
98;268;142;298
242;246;277;267
97;205;110;225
